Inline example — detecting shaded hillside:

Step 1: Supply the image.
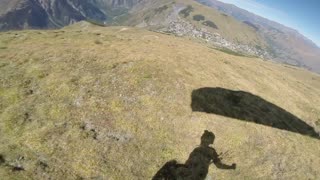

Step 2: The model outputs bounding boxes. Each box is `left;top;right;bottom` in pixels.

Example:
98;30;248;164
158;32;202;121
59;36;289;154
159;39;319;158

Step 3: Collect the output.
197;0;320;73
0;23;320;179
0;0;141;30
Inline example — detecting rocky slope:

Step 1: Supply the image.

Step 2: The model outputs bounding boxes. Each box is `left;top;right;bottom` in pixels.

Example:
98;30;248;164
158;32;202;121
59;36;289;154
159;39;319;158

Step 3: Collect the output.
0;22;320;179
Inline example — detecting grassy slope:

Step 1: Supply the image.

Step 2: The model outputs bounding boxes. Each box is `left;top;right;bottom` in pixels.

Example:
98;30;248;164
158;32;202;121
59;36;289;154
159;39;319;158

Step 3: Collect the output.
0;23;320;179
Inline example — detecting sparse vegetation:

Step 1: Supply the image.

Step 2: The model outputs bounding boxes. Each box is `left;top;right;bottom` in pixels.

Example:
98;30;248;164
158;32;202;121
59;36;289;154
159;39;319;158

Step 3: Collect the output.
179;5;194;18
243;21;259;31
255;45;263;51
155;5;169;14
215;48;246;57
94;40;102;44
193;14;205;21
86;19;106;27
202;20;218;29
144;73;152;79
144;16;151;22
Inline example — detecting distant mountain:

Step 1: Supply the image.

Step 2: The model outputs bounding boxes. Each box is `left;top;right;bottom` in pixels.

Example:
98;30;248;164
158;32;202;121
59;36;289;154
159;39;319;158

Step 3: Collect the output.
0;0;319;72
196;0;320;73
0;0;141;30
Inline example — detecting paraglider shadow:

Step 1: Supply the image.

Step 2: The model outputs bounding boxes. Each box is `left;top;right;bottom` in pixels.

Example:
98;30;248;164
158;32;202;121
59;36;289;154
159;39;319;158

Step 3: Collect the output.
191;87;319;139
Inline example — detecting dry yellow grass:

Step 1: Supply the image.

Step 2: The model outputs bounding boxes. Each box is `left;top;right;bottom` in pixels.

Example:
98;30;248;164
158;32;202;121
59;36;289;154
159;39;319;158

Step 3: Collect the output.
0;22;319;179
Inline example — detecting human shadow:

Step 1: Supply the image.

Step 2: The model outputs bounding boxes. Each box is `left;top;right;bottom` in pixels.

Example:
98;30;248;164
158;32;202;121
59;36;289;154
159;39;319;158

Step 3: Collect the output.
153;130;236;180
191;87;320;139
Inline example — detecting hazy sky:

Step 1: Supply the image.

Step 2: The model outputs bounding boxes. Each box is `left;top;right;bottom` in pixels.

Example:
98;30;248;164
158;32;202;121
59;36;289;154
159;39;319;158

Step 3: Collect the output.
217;0;320;47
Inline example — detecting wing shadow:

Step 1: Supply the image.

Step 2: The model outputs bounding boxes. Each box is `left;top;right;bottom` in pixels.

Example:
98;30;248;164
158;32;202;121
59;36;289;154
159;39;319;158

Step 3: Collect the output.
191;87;319;139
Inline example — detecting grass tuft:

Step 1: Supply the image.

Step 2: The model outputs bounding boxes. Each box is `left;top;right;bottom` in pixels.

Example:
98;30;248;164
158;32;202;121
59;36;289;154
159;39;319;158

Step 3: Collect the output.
94;40;103;45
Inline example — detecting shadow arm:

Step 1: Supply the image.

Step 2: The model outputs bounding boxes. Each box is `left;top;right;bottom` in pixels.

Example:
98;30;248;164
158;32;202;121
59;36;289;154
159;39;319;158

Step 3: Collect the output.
212;148;236;170
213;159;236;169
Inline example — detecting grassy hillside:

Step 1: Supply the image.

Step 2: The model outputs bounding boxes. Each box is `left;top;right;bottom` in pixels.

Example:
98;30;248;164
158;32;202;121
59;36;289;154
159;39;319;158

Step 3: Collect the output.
176;0;266;46
0;22;320;179
121;0;267;48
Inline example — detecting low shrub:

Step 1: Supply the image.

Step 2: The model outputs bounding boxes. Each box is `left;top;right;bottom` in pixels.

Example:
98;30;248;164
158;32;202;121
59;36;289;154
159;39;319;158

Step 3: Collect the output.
202;20;218;29
155;5;169;13
179;5;194;18
193;14;205;21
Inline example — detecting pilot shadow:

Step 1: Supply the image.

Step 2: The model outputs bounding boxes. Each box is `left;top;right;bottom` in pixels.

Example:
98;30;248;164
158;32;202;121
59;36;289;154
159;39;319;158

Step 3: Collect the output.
153;130;236;180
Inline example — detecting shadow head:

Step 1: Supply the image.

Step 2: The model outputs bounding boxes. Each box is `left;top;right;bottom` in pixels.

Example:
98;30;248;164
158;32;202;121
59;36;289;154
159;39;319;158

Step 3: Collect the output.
201;130;215;146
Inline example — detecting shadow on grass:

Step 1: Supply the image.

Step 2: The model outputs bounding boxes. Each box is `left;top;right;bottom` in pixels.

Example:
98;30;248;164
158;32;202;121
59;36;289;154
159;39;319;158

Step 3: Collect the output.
191;87;320;139
153;130;236;180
